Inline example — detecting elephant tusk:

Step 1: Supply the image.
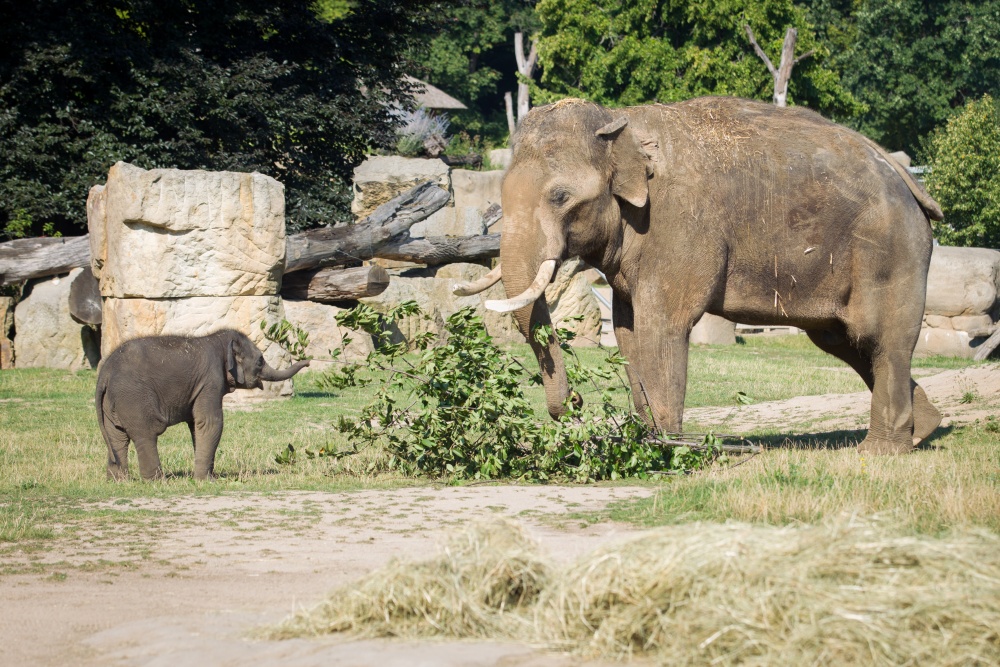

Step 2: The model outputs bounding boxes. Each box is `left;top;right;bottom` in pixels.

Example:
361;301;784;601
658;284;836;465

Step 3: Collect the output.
452;264;503;296
485;260;557;313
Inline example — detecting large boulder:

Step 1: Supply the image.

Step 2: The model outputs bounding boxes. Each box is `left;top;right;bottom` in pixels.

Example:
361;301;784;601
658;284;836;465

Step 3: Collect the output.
282;299;374;368
924;246;1000;317
916;246;1000;357
14;269;100;370
89;162;294;400
690;313;737;345
360;263;520;346
88;161;286;298
451;169;504;235
351;156;454;238
101;296;296;401
1;296;14;369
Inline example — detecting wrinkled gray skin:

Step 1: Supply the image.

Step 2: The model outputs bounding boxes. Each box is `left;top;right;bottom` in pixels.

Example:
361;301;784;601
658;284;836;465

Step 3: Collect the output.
96;329;309;480
498;97;943;455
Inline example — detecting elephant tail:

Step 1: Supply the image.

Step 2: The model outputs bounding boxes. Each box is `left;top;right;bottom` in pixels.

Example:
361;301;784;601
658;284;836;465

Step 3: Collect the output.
95;374;113;448
860;135;944;222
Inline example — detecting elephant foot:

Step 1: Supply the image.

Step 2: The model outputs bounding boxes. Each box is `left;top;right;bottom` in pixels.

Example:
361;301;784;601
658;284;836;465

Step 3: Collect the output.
912;386;942;443
106;466;128;481
858;434;915;455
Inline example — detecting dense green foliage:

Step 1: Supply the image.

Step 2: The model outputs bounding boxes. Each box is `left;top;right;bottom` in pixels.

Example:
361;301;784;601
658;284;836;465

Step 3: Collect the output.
412;1;537;137
0;0;448;236
925;96;1000;249
310;303;721;482
838;0;1000;155
3;0;999;235
531;0;860;117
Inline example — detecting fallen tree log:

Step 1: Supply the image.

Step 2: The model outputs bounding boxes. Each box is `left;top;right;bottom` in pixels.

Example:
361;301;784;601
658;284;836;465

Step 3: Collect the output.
284;181;451;273
375;233;500;265
0;235;91;285
281;265;390;303
974;327;1000;362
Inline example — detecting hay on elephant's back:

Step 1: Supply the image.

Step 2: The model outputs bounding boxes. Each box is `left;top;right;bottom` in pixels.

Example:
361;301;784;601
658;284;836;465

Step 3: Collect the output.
272;520;1000;665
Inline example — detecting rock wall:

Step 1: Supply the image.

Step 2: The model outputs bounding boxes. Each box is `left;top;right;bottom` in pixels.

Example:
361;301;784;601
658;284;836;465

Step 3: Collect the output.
13;269;100;370
0;296;13;369
916;246;1000;358
88;162;295;401
282;299;374;368
351;156;503;238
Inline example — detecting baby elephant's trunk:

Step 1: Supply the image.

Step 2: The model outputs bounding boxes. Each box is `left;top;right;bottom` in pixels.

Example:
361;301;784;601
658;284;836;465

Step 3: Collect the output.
261;359;310;382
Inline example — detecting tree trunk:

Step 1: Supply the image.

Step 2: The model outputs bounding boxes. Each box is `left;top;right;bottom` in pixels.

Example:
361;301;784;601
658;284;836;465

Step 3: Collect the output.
0;235;91;285
282;181;450;273
504;91;516;136
375;233;500;266
743;25;814;108
281;265;390;303
514;32;538;124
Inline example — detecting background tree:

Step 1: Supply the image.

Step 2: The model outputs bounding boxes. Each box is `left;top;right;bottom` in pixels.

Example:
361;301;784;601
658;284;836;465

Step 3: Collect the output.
0;0;449;237
837;0;1000;155
410;0;539;143
532;0;860;117
924;96;1000;249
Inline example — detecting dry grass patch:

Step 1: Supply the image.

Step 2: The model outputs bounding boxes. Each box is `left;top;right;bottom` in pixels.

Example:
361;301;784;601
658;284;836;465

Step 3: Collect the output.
273;519;1000;665
607;430;1000;534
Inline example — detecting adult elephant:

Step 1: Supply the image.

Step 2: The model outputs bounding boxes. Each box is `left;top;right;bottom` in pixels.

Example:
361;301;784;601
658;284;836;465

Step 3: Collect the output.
454;97;943;454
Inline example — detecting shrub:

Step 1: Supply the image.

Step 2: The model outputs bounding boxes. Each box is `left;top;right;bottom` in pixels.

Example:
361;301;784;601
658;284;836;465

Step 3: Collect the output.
924;95;1000;249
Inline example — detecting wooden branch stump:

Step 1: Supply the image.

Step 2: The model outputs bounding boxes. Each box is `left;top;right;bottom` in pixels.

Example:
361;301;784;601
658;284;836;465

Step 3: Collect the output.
0;235;91;285
375;233;500;266
281;265;390;303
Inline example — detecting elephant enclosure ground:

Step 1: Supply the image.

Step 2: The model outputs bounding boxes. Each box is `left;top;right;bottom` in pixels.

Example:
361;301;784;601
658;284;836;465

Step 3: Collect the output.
1;337;999;665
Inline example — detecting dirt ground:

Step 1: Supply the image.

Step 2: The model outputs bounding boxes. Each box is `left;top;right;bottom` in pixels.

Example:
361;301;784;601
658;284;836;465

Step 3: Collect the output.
1;365;996;666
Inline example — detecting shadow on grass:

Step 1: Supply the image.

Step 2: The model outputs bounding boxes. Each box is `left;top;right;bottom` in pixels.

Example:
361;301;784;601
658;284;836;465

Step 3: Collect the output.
745;424;954;451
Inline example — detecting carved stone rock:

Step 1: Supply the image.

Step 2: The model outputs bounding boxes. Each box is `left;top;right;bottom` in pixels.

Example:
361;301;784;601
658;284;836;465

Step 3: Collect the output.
14;269;100;370
282;299;374;368
925;246;1000;317
88;161;286;298
691;313;737;345
0;296;14;369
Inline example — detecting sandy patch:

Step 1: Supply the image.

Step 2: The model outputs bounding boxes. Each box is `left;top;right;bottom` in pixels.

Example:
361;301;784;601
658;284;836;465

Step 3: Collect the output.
686;365;1000;436
0;486;652;667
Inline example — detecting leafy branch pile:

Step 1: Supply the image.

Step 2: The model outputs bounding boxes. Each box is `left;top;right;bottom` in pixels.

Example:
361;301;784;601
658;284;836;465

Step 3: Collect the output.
276;302;722;482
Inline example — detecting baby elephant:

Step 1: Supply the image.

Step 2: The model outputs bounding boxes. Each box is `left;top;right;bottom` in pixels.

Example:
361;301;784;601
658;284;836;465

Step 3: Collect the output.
96;329;310;481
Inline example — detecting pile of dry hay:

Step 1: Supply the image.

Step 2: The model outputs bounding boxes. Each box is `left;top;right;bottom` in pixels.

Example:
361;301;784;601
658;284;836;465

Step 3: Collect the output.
271;519;1000;665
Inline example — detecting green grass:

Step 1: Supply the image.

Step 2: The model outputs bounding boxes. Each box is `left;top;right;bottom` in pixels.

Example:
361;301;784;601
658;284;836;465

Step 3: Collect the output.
0;335;994;557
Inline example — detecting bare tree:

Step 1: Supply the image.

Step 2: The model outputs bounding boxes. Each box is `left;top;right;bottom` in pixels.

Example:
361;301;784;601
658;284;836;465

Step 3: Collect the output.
504;31;538;134
743;25;815;107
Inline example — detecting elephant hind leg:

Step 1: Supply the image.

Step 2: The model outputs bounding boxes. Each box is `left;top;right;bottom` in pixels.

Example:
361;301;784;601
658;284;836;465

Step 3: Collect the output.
806;328;922;454
131;432;164;480
103;424;131;481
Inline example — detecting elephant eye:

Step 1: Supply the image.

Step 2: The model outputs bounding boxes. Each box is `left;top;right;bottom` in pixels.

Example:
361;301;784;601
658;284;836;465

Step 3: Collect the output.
549;189;570;207
257;357;264;368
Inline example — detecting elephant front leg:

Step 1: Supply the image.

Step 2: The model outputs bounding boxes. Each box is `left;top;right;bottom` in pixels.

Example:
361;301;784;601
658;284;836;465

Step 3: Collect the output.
615;298;690;433
191;398;225;481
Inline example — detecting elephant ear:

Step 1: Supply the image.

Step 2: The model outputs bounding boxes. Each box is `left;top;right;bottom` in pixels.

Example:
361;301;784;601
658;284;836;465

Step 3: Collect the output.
226;339;245;389
595;116;650;209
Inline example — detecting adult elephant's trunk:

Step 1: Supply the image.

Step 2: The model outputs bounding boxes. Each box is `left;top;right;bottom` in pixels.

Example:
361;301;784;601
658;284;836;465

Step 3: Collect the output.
261;359;310;382
492;256;571;419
